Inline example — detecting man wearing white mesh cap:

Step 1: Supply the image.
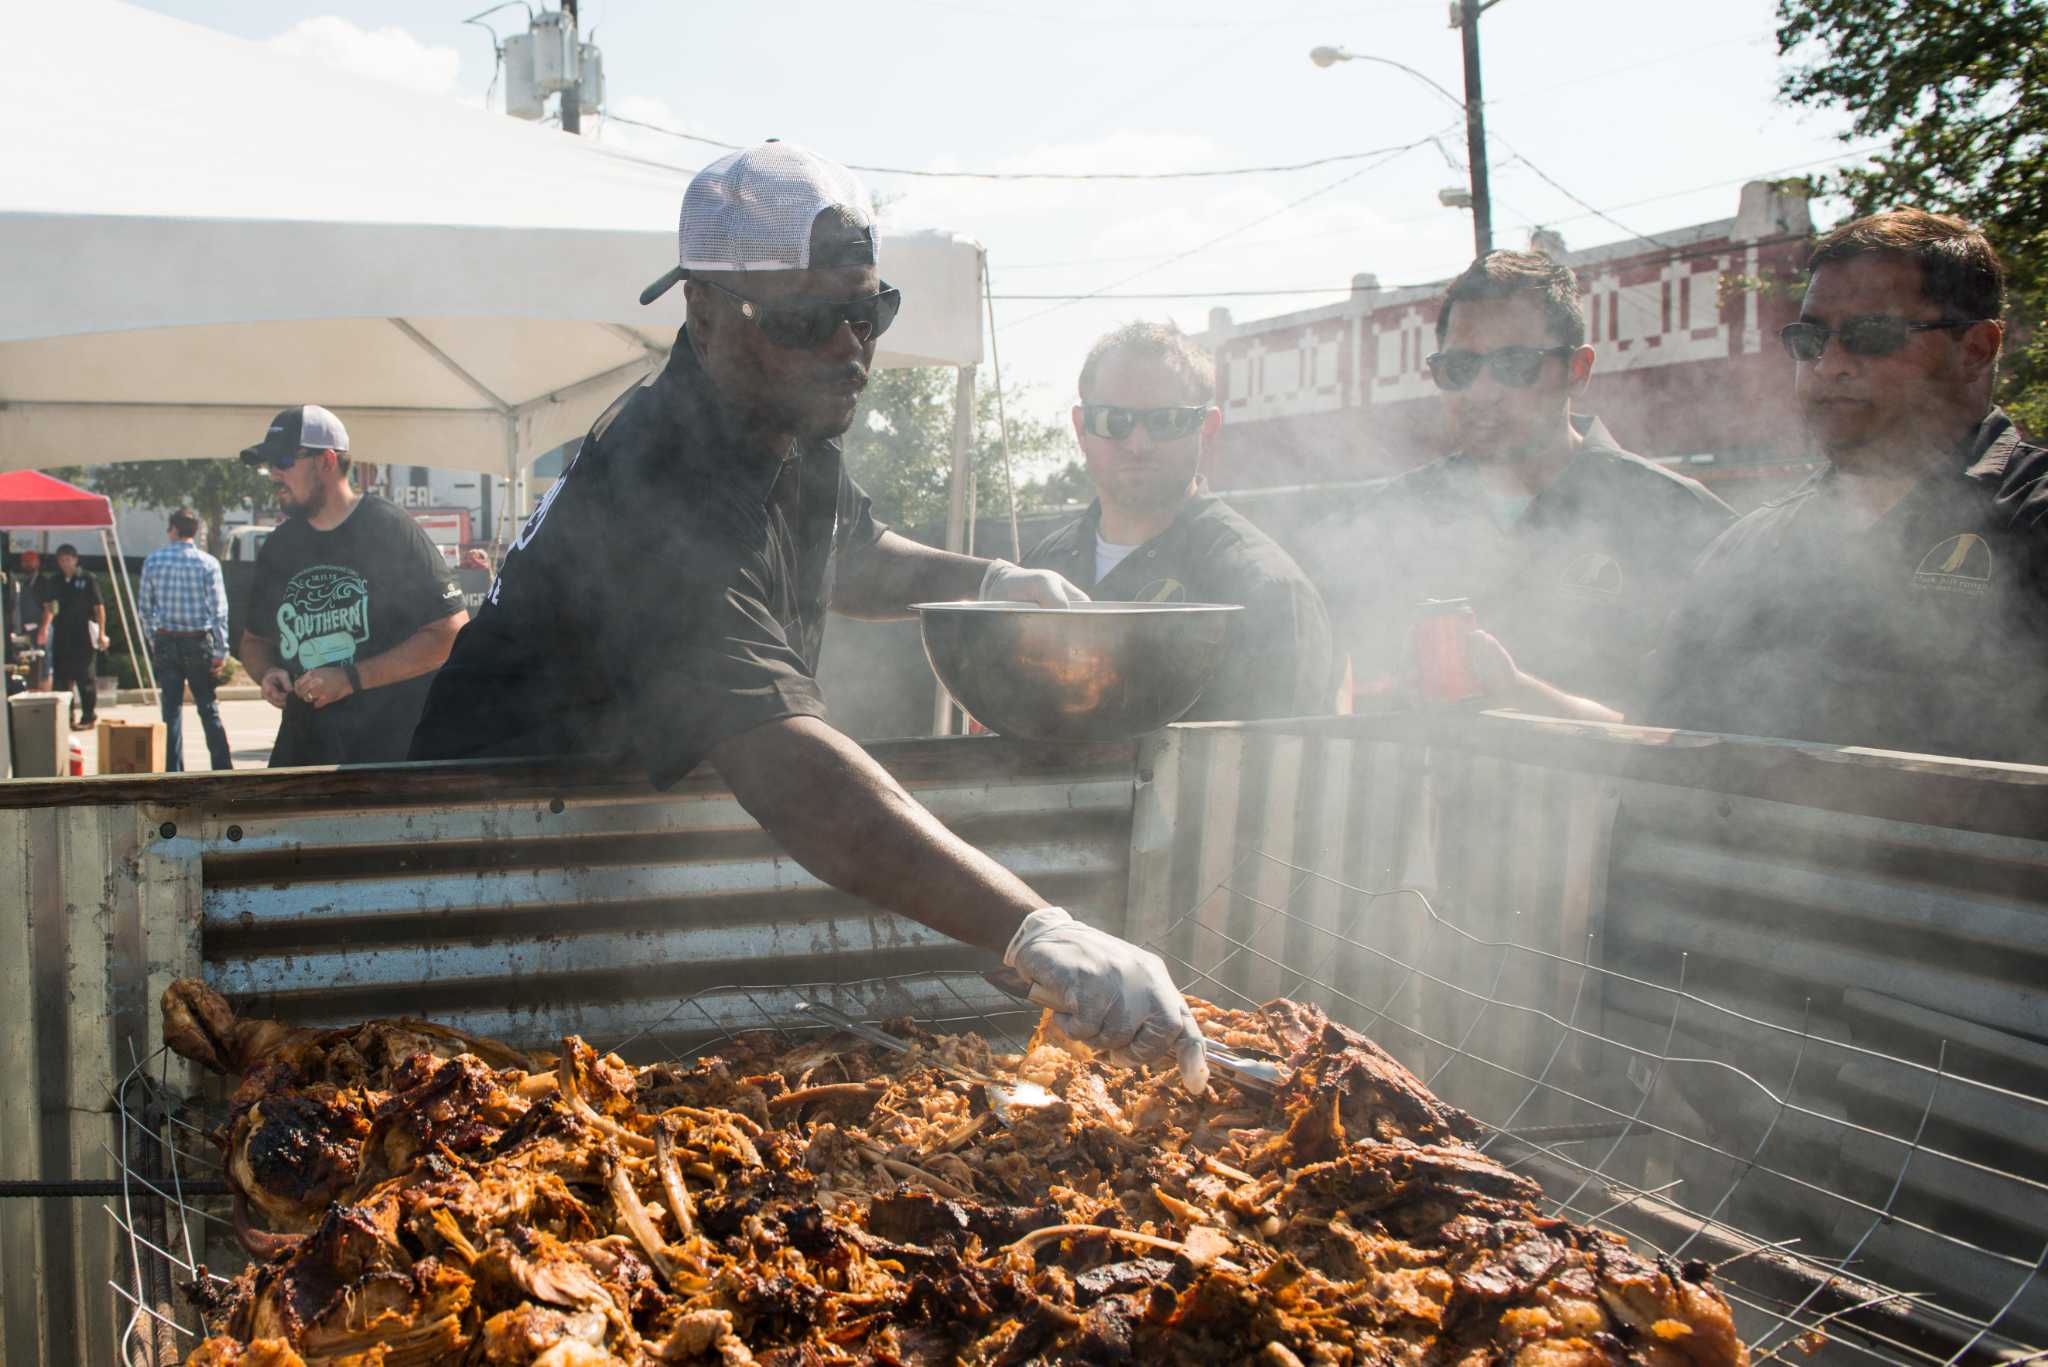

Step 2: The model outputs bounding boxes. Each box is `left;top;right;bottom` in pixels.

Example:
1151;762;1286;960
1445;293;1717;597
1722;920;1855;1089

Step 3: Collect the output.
412;144;1206;1092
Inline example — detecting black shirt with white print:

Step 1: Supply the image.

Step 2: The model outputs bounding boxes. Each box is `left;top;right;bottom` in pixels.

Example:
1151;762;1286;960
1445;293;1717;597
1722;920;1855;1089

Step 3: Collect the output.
247;494;463;767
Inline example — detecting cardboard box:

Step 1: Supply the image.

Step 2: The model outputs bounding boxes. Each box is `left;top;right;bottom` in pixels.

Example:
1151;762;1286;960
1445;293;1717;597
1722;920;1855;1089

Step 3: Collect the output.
97;718;167;775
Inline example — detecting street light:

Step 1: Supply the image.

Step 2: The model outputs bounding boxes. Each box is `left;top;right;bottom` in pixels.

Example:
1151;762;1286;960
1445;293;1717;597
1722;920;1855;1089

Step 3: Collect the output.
1311;22;1493;257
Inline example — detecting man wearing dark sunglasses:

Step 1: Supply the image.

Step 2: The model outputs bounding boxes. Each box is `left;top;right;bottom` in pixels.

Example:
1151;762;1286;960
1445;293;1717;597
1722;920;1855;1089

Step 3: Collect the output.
1308;251;1732;718
1644;209;2048;763
1022;322;1332;720
412;146;1205;1091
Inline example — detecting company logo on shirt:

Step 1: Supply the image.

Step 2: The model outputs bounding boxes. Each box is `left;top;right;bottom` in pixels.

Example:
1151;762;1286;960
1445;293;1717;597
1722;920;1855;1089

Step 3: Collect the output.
1134;578;1187;603
1913;533;1992;596
1558;551;1625;599
277;565;370;669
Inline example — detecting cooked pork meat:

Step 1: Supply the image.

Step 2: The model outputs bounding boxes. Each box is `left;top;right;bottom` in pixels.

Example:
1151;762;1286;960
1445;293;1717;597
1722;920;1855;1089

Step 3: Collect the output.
162;979;1748;1366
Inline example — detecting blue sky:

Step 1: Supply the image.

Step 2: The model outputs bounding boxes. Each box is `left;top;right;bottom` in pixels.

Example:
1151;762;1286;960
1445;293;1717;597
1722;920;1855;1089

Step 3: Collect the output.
136;0;1870;424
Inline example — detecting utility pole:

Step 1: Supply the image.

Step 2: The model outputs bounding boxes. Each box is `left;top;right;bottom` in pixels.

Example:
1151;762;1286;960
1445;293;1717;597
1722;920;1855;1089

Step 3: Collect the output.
558;0;580;134
1454;0;1492;257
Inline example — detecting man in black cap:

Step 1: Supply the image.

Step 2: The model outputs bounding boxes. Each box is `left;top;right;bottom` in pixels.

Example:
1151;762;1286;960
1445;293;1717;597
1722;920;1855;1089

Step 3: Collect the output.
411;143;1209;1092
236;404;467;766
40;543;105;726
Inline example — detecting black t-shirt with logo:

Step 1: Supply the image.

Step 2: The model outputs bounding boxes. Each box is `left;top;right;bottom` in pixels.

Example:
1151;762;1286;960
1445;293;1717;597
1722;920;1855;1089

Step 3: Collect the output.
1023;486;1333;720
45;571;104;657
1310;415;1735;706
1645;410;2048;763
408;328;884;787
248;495;464;767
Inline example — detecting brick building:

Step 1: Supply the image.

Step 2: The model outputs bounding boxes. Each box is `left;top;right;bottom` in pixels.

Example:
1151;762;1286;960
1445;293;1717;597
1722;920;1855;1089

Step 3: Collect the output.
1198;181;1822;511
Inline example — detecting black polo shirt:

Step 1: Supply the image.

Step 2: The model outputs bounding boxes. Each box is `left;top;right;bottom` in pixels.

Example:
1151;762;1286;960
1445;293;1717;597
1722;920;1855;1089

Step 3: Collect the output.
44;571;103;656
1023;485;1333;720
409;328;882;786
1311;415;1735;706
1644;409;2048;764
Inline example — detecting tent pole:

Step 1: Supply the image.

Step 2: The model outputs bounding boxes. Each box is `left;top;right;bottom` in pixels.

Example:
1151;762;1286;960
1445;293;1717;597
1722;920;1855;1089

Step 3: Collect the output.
933;362;978;737
102;524;157;700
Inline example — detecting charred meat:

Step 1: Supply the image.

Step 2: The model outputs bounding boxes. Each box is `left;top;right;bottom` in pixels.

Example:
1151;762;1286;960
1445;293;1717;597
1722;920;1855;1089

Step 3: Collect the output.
164;980;1748;1366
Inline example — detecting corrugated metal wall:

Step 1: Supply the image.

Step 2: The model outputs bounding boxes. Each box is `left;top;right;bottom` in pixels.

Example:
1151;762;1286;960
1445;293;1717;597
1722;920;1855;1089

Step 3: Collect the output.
0;736;1134;1364
1131;713;2048;1361
2;798;203;1367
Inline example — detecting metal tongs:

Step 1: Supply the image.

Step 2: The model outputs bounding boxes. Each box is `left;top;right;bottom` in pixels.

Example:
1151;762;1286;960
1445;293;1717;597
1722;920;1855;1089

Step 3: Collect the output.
793;999;1058;1125
980;969;1285;1095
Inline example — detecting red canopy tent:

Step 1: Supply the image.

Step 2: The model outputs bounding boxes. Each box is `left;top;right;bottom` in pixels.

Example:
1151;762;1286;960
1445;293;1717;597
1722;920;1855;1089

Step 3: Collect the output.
0;469;116;530
1;469;156;695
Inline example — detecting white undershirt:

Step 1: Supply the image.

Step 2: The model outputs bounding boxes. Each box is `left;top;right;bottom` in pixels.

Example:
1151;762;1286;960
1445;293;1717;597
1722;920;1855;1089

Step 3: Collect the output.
1095;532;1140;582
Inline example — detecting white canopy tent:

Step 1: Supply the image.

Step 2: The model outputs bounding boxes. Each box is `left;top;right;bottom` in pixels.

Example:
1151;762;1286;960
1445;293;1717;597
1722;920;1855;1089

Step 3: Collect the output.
0;0;987;529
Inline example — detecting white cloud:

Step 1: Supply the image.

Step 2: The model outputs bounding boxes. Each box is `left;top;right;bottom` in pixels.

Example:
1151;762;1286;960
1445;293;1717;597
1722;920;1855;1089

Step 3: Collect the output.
266;16;466;101
590;95;710;170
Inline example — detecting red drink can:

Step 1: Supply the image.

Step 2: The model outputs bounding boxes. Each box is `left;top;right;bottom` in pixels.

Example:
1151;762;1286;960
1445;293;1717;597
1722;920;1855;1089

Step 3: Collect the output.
1411;598;1480;704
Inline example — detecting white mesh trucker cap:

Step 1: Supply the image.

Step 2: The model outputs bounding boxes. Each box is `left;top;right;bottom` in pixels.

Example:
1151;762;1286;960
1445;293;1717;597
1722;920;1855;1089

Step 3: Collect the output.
639;142;879;305
238;405;350;465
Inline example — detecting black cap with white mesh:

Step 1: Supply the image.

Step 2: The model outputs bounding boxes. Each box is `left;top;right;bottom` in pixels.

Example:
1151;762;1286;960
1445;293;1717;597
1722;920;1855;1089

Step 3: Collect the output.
639;142;879;305
239;405;350;465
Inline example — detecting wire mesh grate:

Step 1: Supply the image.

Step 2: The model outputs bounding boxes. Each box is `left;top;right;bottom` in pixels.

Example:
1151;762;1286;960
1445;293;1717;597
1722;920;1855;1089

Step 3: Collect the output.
110;854;2046;1364
1152;845;2048;1367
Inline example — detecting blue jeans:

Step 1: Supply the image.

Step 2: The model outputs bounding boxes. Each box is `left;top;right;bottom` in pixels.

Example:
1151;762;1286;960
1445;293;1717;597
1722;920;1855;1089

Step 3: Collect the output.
153;636;232;771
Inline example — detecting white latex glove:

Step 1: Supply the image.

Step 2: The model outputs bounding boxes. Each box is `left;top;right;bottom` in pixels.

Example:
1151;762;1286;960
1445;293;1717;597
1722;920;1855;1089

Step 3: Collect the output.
1005;907;1210;1094
979;560;1090;608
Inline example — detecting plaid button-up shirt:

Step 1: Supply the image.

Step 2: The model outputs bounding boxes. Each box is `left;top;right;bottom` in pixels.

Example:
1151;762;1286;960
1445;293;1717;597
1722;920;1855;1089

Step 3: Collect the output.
138;539;230;659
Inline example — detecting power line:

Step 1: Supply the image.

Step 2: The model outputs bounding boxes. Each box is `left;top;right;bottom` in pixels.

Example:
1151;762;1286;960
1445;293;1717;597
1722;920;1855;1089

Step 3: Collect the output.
992;145;1884;273
994;135;1443;330
986;230;1818;304
595;114;1438;181
891;0;1445;25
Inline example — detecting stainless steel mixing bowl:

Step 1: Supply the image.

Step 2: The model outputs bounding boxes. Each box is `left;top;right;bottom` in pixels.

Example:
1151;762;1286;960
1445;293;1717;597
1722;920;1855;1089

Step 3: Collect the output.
913;601;1242;742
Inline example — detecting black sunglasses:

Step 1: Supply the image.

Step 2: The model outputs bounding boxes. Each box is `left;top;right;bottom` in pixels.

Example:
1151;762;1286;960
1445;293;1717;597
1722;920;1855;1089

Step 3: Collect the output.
1425;345;1575;392
1779;315;1983;363
240;446;317;471
697;278;902;351
1079;404;1213;441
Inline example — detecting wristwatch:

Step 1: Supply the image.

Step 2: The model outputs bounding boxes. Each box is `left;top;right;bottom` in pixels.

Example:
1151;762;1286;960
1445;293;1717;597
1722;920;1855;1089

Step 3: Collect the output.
342;661;363;696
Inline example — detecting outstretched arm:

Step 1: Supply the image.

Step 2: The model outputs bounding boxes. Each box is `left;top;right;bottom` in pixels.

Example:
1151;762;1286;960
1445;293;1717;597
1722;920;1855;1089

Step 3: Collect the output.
832;530;1086;620
709;715;1207;1089
709;714;1040;949
831;531;990;621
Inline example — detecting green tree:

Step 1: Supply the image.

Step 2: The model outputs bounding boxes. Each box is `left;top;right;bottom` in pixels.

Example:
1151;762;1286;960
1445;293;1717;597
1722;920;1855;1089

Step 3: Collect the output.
1777;0;2047;429
841;368;1080;533
54;458;274;554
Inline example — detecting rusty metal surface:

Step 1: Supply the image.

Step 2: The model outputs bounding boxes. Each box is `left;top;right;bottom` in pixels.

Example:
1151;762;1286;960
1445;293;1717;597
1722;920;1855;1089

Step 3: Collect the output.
1129;712;2048;1359
2;799;202;1367
193;755;1134;1050
4;735;1133;1361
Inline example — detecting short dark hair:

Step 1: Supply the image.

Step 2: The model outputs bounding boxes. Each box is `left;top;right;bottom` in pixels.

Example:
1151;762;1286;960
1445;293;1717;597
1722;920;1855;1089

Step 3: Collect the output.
303;447;353;475
1436;251;1587;347
168;508;200;538
1078;322;1216;404
1807;208;2007;322
54;543;78;558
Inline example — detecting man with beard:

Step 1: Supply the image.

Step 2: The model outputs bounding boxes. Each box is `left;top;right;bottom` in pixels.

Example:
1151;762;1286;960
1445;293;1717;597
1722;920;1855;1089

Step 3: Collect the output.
1022;323;1332;719
1645;209;2046;762
409;146;1208;1090
1314;252;1732;717
236;405;468;766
